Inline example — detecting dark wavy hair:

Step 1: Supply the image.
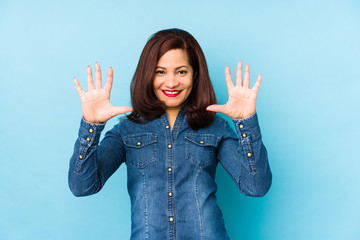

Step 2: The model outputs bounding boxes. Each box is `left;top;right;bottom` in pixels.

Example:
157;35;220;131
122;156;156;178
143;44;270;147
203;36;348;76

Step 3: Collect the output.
127;28;217;130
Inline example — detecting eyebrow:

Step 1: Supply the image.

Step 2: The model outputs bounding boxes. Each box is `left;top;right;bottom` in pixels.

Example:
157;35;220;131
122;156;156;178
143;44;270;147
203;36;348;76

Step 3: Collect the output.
156;65;189;70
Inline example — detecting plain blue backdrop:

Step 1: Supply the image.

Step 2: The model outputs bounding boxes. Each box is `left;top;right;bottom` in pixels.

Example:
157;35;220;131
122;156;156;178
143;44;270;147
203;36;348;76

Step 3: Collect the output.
1;0;359;239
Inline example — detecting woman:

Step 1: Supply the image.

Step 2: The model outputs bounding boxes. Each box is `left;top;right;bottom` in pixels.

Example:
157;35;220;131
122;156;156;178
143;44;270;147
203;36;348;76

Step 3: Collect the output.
69;28;272;240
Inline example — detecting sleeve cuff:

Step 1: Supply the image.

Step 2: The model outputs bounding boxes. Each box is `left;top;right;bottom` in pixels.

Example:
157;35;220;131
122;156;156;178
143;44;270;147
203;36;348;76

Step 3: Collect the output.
78;117;106;145
232;112;261;142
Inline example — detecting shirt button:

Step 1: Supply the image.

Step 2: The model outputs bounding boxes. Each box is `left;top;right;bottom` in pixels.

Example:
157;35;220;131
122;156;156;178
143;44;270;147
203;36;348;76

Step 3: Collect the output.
242;133;247;138
247;152;252;157
168;167;172;172
79;154;83;159
86;137;91;142
165;125;170;129
199;141;204;144
137;142;141;146
89;128;94;133
168;144;172;149
168;192;173;197
173;127;178;130
239;124;244;129
169;217;174;222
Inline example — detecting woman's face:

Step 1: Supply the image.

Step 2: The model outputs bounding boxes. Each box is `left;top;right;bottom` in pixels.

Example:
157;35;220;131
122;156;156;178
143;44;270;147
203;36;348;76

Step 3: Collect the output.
153;49;193;112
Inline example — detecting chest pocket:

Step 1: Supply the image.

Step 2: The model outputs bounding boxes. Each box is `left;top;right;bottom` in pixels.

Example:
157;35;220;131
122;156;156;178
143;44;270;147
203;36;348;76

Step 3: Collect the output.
185;133;219;168
123;133;157;169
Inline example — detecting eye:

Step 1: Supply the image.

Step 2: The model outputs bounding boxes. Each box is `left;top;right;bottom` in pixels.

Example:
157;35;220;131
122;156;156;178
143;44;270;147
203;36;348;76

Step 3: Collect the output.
178;70;187;75
156;70;165;75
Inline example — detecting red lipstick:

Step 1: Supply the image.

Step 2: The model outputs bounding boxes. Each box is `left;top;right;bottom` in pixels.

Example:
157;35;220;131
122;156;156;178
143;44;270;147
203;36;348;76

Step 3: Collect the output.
162;90;182;97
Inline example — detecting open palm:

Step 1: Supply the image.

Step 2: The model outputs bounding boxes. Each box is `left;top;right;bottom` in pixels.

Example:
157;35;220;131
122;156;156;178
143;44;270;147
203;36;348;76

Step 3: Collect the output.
74;62;133;124
207;61;262;119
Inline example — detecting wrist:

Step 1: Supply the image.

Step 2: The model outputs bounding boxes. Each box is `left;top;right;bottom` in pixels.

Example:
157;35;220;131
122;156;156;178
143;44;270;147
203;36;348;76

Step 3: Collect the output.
232;111;256;120
82;116;106;125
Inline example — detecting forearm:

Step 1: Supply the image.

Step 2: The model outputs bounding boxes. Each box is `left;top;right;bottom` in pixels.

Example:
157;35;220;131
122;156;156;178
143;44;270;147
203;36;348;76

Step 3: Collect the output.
68;118;106;197
233;113;272;196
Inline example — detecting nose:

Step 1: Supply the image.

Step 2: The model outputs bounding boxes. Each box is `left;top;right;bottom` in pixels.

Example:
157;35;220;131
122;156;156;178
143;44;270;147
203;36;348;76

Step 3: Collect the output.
164;73;179;88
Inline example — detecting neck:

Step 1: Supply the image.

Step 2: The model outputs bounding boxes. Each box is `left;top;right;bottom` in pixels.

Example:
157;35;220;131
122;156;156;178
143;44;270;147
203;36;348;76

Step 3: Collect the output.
166;107;181;130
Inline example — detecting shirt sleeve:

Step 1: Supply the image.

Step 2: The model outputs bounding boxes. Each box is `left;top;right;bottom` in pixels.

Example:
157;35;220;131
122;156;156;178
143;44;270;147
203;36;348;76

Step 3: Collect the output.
68;118;126;197
217;112;272;197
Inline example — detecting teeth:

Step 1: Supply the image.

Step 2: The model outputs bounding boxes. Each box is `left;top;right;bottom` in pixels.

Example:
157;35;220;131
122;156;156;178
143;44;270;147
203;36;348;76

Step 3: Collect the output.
164;90;180;94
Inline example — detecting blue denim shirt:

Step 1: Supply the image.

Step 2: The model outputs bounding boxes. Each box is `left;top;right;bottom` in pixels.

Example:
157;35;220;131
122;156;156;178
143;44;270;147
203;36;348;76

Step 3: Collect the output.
68;109;272;240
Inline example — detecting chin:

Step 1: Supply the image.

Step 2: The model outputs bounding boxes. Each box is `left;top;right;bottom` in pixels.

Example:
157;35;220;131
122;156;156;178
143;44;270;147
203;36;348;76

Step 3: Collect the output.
164;102;183;109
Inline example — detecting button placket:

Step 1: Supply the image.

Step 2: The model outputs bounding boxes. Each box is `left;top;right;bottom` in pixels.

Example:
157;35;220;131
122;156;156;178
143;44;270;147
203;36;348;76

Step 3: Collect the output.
163;121;176;236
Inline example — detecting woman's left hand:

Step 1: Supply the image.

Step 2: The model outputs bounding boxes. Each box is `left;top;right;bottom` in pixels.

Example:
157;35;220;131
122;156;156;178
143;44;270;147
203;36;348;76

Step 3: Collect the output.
206;60;262;119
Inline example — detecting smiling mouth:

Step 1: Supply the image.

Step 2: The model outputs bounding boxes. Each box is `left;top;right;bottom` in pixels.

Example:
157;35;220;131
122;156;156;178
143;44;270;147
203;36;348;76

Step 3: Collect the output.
162;90;182;97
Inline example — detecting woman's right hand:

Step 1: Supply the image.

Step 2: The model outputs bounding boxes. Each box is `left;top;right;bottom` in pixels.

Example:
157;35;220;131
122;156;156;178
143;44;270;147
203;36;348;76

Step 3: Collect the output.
74;62;133;124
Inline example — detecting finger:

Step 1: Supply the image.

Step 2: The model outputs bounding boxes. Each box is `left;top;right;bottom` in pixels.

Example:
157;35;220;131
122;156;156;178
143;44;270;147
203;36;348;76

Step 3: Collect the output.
74;77;86;97
111;106;134;117
244;64;250;88
225;66;234;90
87;65;94;91
236;60;243;86
104;67;113;92
253;74;262;93
95;62;102;89
206;104;227;114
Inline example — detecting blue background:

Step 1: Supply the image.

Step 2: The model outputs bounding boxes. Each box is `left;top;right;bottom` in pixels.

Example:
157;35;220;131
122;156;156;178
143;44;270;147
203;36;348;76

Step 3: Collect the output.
1;0;359;239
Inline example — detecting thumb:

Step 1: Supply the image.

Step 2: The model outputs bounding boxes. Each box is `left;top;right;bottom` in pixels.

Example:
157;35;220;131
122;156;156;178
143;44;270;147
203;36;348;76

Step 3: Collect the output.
206;104;226;114
111;106;133;117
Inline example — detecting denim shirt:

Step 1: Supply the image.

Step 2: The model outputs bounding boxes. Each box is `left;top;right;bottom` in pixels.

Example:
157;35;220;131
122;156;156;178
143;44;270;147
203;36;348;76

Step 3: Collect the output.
68;109;272;240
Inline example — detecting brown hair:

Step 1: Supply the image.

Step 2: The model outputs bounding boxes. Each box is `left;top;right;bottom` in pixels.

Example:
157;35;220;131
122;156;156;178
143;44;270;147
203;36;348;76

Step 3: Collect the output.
127;28;217;130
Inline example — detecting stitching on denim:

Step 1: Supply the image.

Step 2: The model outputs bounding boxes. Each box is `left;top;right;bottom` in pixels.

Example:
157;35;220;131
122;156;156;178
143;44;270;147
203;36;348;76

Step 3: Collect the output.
243;143;257;175
123;133;158;147
74;138;89;175
173;144;177;240
93;148;100;191
184;133;219;146
172;182;177;240
185;133;217;168
124;134;158;169
216;120;241;183
219;148;241;184
142;170;149;240
195;170;205;240
74;122;99;175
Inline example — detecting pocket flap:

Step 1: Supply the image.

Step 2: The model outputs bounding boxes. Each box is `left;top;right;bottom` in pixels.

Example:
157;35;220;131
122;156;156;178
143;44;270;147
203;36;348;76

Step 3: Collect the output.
185;133;218;147
123;133;158;148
